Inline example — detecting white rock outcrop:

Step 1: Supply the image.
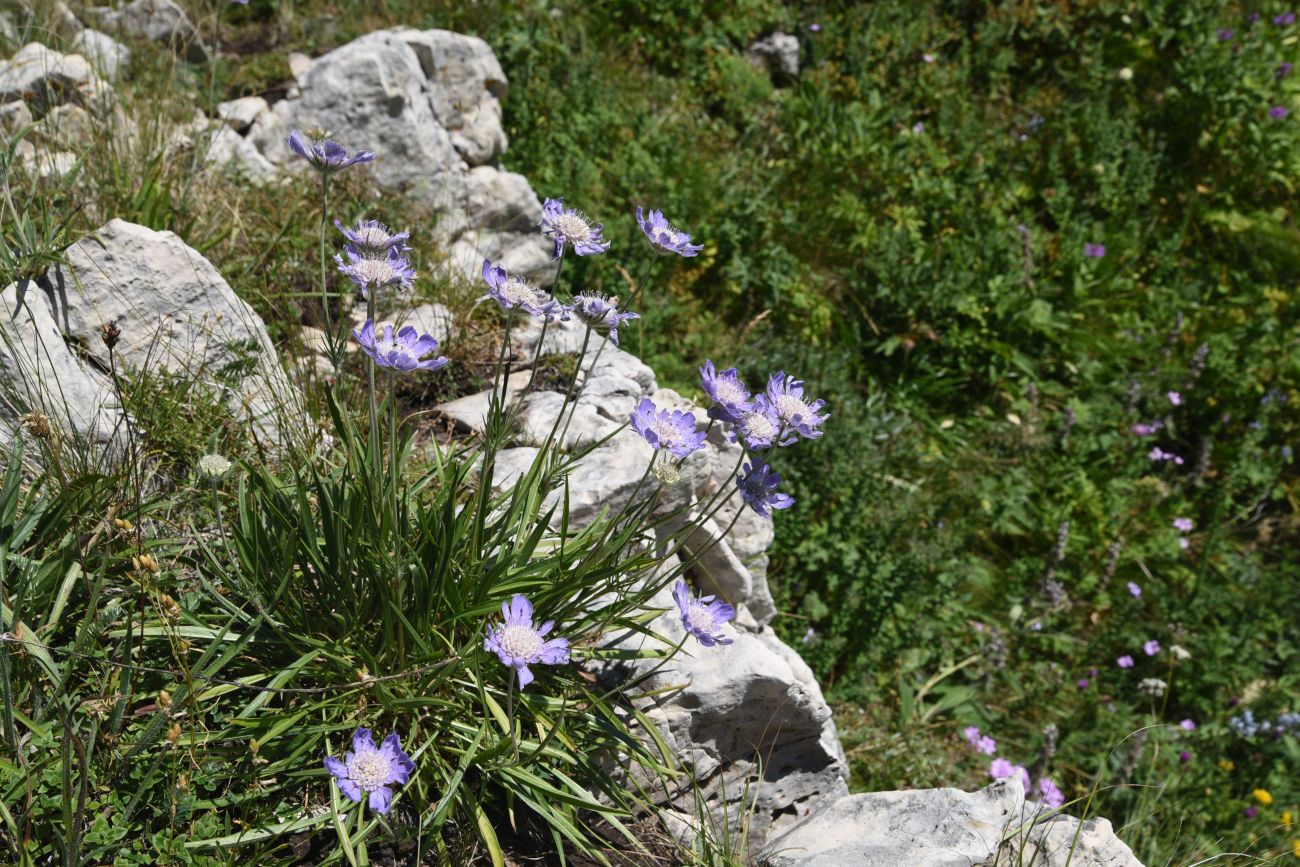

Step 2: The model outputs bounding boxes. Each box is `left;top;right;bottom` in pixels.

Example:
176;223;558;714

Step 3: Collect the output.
760;778;1144;867
87;0;207;63
0;42;113;116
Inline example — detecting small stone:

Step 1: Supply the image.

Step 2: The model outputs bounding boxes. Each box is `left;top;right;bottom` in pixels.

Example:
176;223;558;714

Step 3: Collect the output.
72;29;130;78
216;95;268;133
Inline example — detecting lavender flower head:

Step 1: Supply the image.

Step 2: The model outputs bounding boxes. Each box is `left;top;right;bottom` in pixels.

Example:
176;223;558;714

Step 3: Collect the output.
1277;62;1294;79
1173;517;1194;532
481;259;564;321
541;197;610;258
1143;639;1161;656
484;594;570;689
1127;581;1142;598
637;206;704;257
765;372;829;442
1084;242;1106;259
989;758;1031;791
571;293;639;346
1131;421;1163;436
630;398;707;458
351;321;449;373
336;247;416;297
1036;777;1066;809
1269;106;1290;119
673;579;735;647
1217;28;1235;41
286;130;375;174
963;726;998;755
336;219;410;257
324;728;414;814
730;400;784;450
1117;654;1135;669
700;360;754;423
736;461;795;517
1274;12;1296;25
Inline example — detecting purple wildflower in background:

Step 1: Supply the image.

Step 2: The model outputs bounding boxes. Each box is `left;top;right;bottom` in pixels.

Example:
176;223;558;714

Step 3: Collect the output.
324;729;414;815
480;259;563;320
1180;719;1197;731
1179;537;1191;550
673;579;735;647
1174;517;1194;532
700;360;754;423
1217;28;1234;41
1084;242;1106;258
484;595;570;689
922;52;935;63
765;372;829;442
1148;447;1185;465
1127;581;1142;597
636;206;704;257
736;462;795;517
286;130;375;173
1244;806;1258;818
336;247;416;297
351;321;448;373
570;293;639;346
1117;655;1135;669
730;401;783;450
912;121;925;134
1167;391;1183;406
1037;778;1066;809
1269;105;1290;119
1278;62;1294;79
540;197;610;257
1179;750;1192;762
1144;639;1161;656
989;759;1031;791
336;219;410;257
963;726;998;755
1274;12;1296;25
1131;421;1164;436
630;398;707;458
809;22;821;32
1077;678;1090;689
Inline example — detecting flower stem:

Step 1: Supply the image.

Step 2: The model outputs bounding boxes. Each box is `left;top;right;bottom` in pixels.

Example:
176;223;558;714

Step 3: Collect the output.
541;323;591;454
526;251;567;392
318;173;337;369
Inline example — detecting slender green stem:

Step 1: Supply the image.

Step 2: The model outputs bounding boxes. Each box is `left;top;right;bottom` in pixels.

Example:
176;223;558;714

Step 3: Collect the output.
527;251;567;391
541;324;592;454
318;174;335;367
628;252;660;360
366;293;380;499
557;333;609;449
498;313;516;409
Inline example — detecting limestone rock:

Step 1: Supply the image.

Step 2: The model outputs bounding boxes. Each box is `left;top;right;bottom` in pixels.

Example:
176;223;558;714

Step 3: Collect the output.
71;28;129;78
0;43;111;117
0;276;124;464
205;124;277;182
745;31;800;84
89;0;207;63
597;587;849;862
759;779;1144;867
0;99;32;133
51;220;307;450
216;95;268;133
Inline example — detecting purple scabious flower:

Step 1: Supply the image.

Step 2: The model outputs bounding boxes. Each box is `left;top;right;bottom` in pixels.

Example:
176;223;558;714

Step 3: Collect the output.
484;595;570;689
540;197;610;258
1179;750;1192;763
699;360;754;423
736;461;795;517
1148;447;1185;465
336;247;416;297
351;321;448;373
336;219;410;257
1277;62;1294;79
764;372;829;442
286;129;375;174
481;259;564;321
1274;12;1296;25
673;579;735;647
1173;517;1194;532
1037;777;1066;809
1217;28;1235;41
1077;678;1090;689
1131;421;1163;436
570;293;639;346
1180;719;1197;731
1269;105;1290;119
1143;639;1161;656
963;726;998;755
1084;242;1106;258
1117;655;1135;669
630;398;706;458
636;206;704;257
729;400;783;450
324;728;414;814
1127;581;1142;597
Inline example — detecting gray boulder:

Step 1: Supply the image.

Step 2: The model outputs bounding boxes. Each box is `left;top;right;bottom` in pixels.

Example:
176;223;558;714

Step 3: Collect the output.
0;276;124;466
216;95;268;134
71;29;130;79
49;220;307;451
745;31;801;84
0;42;113;116
759;778;1144;867
88;0;207;63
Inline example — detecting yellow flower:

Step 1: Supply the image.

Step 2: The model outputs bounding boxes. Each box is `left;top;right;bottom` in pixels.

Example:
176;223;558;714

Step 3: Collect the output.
1283;810;1293;827
1254;789;1273;806
1292;838;1300;859
1218;759;1235;772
